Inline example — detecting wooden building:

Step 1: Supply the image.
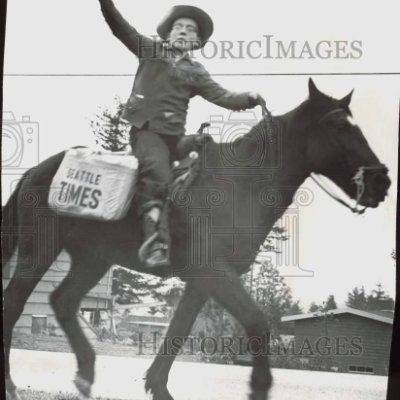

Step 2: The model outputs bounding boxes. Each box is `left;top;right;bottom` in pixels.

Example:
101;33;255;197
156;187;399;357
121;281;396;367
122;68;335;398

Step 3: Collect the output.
281;307;393;375
117;314;170;340
3;249;113;339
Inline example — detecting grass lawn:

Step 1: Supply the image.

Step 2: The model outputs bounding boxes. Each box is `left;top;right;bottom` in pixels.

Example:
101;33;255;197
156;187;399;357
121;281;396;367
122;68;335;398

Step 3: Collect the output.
11;332;201;361
11;332;153;359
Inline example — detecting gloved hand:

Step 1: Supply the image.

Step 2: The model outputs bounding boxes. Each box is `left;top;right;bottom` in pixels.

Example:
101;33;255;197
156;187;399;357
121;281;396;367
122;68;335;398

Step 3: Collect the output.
248;92;266;108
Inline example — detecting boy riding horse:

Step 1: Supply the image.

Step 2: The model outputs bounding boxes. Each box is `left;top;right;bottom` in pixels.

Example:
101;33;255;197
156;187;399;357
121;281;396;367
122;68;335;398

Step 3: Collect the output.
99;0;265;268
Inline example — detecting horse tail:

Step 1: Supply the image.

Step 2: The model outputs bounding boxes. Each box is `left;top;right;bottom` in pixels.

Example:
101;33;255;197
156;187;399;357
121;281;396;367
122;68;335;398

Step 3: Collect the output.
1;172;28;266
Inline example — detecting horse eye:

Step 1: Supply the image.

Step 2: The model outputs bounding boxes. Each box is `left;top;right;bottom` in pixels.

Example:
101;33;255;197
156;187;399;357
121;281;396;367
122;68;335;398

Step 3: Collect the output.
328;117;347;130
336;121;347;130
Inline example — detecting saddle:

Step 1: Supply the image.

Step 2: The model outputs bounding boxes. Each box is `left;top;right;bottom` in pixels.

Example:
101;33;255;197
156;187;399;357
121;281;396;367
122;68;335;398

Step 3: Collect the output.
171;122;213;183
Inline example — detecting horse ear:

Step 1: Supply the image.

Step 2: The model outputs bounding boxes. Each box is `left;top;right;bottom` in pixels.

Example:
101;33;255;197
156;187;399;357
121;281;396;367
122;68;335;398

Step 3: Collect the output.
308;78;324;100
339;89;354;108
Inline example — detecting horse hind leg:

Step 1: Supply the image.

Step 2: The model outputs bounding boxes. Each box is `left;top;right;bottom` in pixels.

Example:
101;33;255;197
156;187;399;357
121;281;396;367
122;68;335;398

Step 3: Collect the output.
49;248;111;399
4;234;61;399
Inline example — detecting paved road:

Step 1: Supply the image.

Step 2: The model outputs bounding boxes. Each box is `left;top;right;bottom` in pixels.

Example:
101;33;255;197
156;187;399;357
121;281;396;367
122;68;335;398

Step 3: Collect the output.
10;349;388;400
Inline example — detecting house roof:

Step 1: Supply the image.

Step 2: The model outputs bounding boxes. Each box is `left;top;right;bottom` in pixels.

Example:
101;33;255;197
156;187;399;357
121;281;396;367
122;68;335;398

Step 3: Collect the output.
128;321;169;327
114;302;165;310
85;293;112;302
281;307;394;325
125;314;169;323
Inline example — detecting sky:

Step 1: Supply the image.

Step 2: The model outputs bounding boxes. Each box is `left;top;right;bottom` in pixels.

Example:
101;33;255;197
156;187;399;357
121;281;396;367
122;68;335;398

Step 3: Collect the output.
2;0;399;308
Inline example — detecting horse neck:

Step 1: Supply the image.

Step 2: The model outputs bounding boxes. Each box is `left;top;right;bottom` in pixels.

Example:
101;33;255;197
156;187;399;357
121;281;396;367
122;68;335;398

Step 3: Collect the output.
234;109;312;230
244;108;311;186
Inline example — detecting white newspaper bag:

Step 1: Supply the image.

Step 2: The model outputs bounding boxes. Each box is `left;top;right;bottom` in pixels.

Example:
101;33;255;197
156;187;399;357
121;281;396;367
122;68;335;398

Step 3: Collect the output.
48;148;138;220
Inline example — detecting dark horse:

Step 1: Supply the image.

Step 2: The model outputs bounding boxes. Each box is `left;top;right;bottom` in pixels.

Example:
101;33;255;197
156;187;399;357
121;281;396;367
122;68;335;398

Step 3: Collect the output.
2;79;391;400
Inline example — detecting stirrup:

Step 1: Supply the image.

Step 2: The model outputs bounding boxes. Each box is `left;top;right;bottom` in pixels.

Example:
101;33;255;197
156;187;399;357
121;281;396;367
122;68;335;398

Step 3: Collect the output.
146;243;170;268
138;233;170;268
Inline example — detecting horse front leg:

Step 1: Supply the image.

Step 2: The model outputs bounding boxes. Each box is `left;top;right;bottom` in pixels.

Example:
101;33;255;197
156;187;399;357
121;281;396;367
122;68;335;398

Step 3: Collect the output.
205;266;273;400
145;282;208;400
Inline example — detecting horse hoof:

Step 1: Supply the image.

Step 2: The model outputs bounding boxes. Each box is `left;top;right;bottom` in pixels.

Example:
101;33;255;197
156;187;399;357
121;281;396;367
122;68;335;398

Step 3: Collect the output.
249;390;268;400
5;378;22;400
146;387;174;400
78;394;94;400
73;374;92;399
6;389;22;400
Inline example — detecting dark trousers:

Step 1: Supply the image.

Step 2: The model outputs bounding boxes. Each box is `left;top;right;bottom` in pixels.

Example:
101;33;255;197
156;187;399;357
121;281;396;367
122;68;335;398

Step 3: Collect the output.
130;127;180;215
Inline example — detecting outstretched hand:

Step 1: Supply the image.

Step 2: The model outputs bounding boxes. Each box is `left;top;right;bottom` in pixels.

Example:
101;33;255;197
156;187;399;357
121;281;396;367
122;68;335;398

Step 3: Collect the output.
248;92;266;108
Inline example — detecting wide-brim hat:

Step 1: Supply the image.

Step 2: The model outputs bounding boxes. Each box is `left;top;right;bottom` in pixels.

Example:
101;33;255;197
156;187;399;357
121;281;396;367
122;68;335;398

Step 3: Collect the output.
157;5;214;48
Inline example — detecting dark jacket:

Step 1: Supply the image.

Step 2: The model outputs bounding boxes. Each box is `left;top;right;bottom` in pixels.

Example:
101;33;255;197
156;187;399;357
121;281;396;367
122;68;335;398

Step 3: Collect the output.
100;0;254;136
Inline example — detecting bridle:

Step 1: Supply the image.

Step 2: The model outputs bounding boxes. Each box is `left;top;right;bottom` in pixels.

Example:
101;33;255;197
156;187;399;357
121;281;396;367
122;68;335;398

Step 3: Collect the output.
310;164;388;214
260;104;387;215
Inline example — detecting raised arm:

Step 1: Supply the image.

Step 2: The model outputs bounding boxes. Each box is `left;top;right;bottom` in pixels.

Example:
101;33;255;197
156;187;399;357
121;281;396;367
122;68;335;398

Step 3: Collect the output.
99;0;155;57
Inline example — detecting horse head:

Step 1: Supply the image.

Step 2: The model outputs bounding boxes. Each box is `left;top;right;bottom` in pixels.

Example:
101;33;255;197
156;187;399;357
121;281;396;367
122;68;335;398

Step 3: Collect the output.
305;78;390;209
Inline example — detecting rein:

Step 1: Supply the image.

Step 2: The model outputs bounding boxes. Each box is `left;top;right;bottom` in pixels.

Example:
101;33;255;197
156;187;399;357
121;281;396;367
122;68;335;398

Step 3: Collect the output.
310;165;387;215
310;172;367;215
261;102;273;121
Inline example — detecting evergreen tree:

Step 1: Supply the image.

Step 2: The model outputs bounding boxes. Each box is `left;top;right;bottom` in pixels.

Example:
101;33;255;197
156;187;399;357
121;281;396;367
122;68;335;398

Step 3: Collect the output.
366;283;394;310
111;266;163;304
90;96;130;151
248;260;295;335
151;278;186;315
286;300;303;316
324;294;338;311
259;226;289;253
308;302;319;313
346;286;368;310
346;284;394;311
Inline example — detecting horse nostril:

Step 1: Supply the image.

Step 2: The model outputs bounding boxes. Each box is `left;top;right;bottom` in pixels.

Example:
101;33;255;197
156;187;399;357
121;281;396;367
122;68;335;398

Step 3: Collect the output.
373;173;391;191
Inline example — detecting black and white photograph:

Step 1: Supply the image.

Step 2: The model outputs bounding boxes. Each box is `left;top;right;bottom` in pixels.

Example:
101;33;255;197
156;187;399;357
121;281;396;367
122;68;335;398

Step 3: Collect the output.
1;1;398;399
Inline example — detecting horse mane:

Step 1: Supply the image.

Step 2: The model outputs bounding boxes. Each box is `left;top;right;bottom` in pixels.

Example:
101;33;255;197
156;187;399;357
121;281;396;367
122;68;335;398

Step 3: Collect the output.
243;98;312;142
245;92;350;142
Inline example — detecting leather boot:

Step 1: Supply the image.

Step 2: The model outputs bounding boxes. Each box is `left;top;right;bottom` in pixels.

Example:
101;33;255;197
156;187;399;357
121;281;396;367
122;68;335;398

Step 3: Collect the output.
138;211;169;268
